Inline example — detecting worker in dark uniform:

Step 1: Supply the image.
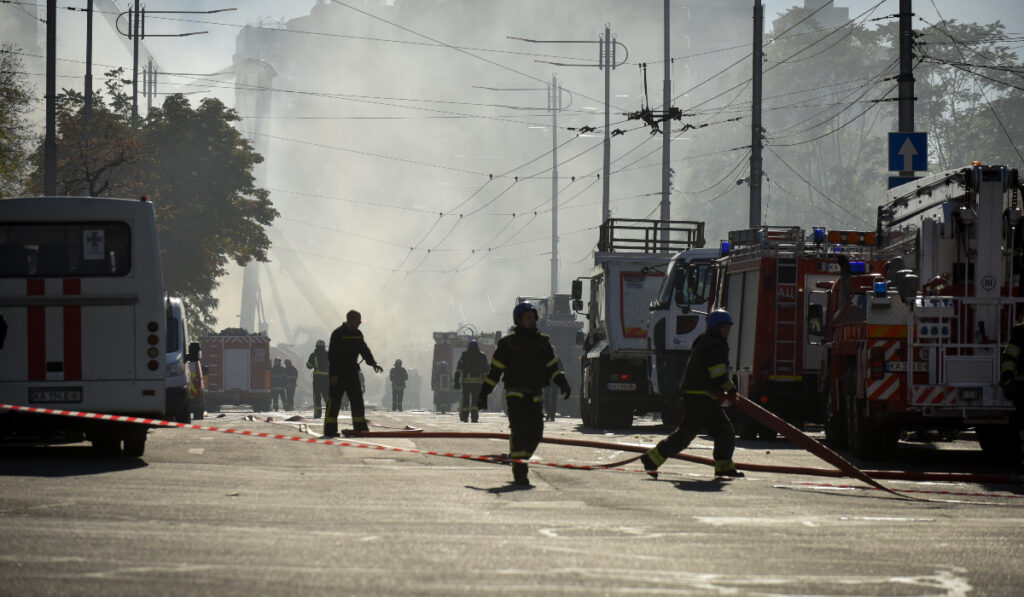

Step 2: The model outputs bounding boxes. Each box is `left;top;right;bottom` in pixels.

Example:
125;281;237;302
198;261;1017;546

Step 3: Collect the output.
270;357;286;411
283;359;298;410
478;302;571;485
999;313;1024;473
306;339;330;419
324;309;383;437
640;309;744;479
389;359;408;411
454;340;489;423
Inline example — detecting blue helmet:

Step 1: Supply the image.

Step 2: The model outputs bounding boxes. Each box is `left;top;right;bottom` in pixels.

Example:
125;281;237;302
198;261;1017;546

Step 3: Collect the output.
513;301;538;325
467;340;479;350
707;309;733;328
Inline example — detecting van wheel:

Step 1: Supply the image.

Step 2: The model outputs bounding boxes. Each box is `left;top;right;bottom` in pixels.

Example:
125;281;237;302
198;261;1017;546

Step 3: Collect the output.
92;438;122;457
123;427;147;458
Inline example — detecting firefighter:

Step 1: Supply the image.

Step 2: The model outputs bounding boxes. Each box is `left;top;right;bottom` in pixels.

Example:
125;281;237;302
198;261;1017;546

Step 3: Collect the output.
270;357;286;411
306;339;329;419
999;314;1024;472
454;340;489;423
389;359;408;411
640;309;744;479
283;359;298;410
478;302;571;485
324;309;383;437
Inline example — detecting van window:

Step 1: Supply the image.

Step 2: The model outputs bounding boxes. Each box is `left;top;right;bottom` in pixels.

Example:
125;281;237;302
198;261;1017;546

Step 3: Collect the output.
0;222;132;277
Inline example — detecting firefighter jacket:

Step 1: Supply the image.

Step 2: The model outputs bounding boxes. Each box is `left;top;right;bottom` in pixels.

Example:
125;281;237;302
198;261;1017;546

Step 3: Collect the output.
329;323;378;377
187;361;203;400
390;365;408;389
1001;323;1024;386
455;347;490;386
680;329;735;400
481;325;569;397
284;363;298;389
306;347;330;378
270;363;285;389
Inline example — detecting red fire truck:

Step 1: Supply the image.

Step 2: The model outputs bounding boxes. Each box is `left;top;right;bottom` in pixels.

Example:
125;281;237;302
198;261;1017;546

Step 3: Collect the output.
815;164;1022;460
430;327;502;413
200;328;272;412
709;226;881;438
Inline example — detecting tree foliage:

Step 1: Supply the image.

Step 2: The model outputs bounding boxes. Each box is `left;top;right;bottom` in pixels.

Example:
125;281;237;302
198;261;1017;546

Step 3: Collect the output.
0;45;35;197
26;72;278;336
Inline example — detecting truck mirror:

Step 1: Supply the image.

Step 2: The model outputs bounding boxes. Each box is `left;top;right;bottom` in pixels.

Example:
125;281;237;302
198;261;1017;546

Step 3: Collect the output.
572;298;584;312
575;330;586;346
649;299;667;312
571;279;583;300
187;342;201;362
807;304;824;345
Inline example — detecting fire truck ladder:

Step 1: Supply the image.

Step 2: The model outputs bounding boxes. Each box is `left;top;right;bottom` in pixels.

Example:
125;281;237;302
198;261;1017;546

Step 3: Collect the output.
774;258;799;380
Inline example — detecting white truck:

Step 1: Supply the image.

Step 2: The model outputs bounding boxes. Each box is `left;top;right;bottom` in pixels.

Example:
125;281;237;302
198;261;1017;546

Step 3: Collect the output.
571;219;706;429
646;246;722;424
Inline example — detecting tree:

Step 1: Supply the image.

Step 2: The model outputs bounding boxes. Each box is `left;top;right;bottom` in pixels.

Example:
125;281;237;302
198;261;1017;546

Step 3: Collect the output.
0;44;35;197
26;75;278;336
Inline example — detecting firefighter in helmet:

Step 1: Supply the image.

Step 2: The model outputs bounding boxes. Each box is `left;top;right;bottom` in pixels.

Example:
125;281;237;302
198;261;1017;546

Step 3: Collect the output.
999;313;1024;473
306;339;329;419
389;359;408;411
478;302;571;485
325;310;382;437
270;357;286;411
640;309;744;479
283;359;298;410
454;340;489;423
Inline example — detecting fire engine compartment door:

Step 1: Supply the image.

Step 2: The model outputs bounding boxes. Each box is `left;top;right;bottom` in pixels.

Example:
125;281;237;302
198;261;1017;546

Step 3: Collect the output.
803;276;832;371
223;348;251;390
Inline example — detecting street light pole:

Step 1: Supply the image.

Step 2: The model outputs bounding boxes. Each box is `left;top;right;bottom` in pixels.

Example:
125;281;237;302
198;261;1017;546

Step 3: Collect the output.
131;0;139;118
44;0;56;196
550;74;562;297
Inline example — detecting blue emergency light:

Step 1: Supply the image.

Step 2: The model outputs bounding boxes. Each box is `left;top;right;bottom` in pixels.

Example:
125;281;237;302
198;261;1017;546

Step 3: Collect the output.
813;227;826;244
720;240;730;257
850;261;867;273
874;280;887;296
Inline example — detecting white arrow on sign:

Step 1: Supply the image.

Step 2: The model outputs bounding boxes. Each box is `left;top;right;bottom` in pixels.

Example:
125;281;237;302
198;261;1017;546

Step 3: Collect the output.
898;137;918;171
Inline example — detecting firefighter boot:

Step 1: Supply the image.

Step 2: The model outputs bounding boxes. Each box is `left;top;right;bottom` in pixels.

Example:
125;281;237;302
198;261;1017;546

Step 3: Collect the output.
470;407;479;423
640;452;659;480
512;462;530;486
714;459;744;478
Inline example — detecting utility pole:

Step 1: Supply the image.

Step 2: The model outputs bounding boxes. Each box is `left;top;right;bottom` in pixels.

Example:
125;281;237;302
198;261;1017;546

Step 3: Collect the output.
83;0;93;158
661;0;672;245
44;0;57;196
897;0;915;176
144;58;155;113
550;74;562;297
131;0;140;119
749;0;764;228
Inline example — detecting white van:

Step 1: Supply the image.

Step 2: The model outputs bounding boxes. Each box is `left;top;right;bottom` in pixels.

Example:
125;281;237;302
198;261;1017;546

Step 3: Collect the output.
0;197;166;457
165;297;200;423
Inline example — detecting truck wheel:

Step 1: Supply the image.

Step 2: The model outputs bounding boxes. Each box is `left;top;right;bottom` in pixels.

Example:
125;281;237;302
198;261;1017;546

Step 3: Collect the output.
123;426;147;458
824;382;848;450
976;425;1020;462
92;438;122;457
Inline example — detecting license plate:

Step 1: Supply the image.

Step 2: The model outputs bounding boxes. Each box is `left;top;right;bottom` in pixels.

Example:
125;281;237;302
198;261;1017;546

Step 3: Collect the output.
29;387;83;403
606;382;637;391
885;361;927;372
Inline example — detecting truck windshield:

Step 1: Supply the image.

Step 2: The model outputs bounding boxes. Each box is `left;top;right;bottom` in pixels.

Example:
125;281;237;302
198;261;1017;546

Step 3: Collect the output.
658;260;711;305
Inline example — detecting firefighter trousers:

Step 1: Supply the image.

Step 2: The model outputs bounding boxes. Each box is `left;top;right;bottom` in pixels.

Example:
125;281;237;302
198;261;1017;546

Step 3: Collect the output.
392;386;405;411
271;386;286;410
312;376;329;419
506;391;544;464
653;393;735;465
285;386;295;411
460;383;482;422
325;374;368;436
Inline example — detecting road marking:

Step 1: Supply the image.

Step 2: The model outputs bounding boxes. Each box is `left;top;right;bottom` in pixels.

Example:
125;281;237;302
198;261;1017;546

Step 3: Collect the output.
188;448;204;455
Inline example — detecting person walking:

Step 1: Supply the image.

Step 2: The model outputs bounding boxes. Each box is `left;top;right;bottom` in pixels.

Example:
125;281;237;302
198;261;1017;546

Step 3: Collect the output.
283;359;298;411
639;310;744;479
389;359;409;411
478;302;571;485
999;313;1024;473
324;310;383;437
270;357;286;411
454;340;489;423
306;339;330;419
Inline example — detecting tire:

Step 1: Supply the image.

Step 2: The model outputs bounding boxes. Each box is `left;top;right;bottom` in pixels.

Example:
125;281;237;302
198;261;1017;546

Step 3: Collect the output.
845;371;897;461
123;426;147;458
824;376;848;449
91;437;122;457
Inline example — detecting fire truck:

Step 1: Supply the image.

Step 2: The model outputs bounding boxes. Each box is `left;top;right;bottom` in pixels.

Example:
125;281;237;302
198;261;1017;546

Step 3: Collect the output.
200;328;272;412
815;164;1023;460
572;218;706;429
514;295;584;417
708;226;882;438
430;326;502;413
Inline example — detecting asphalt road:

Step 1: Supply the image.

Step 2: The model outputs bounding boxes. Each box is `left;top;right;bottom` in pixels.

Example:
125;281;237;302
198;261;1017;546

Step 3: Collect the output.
2;405;1023;596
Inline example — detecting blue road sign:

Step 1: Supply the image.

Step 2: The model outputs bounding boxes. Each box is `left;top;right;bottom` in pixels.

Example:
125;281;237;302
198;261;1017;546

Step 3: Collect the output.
888;132;927;172
888;175;920;189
